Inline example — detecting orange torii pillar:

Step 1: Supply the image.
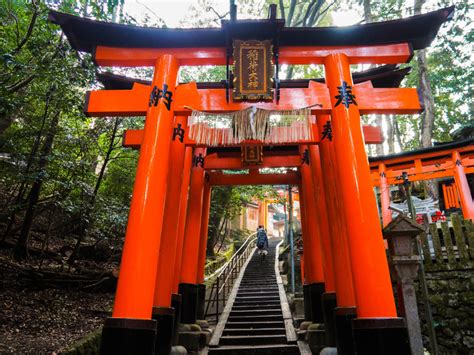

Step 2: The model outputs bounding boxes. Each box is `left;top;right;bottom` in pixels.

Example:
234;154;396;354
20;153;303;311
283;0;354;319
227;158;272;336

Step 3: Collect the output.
298;161;326;324
324;53;410;353
298;183;315;322
151;115;188;355
307;145;337;346
178;147;206;324
171;147;193;341
379;163;393;226
452;151;474;220
316;115;357;354
100;55;179;355
196;183;212;320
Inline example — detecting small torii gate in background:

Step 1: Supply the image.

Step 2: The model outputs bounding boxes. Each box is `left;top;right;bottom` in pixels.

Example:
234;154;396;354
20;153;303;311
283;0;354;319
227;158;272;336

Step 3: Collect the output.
49;5;458;355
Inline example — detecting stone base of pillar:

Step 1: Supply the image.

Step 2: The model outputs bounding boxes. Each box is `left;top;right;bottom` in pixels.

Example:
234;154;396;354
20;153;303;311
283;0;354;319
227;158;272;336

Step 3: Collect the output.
100;318;156;355
321;292;337;346
196;284;206;320
178;283;198;324
334;306;356;355
171;293;182;345
303;284;312;321
309;282;325;323
352;317;411;355
152;307;175;355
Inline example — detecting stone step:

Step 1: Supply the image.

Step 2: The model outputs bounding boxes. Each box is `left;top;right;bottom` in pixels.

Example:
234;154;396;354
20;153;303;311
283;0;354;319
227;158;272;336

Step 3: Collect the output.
235;296;280;302
225;321;285;329
237;290;279;295
222;327;286;336
231;303;281;310
240;283;277;286
237;286;279;291
236;293;279;299
230;309;282;317
234;299;280;306
208;344;300;355
219;334;287;346
227;314;284;322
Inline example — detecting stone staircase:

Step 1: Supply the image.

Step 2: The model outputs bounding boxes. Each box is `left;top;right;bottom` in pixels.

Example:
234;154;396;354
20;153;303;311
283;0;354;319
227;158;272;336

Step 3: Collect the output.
208;239;300;354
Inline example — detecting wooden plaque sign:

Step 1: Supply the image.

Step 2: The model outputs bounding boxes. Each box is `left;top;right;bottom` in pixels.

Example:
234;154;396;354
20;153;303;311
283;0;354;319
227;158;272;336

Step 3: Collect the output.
233;40;273;101
241;145;263;165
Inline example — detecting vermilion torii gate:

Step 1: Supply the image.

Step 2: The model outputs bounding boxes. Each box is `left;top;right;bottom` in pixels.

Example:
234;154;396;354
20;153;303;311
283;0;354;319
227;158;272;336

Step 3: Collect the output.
49;6;453;355
370;139;474;226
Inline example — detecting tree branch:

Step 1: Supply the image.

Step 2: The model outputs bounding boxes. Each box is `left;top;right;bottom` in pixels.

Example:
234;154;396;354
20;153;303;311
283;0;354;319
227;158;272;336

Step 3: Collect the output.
279;0;285;20
287;0;297;26
12;0;39;55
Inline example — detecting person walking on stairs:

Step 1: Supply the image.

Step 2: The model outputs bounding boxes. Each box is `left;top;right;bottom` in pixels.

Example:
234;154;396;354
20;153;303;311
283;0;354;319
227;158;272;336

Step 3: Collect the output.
256;225;269;260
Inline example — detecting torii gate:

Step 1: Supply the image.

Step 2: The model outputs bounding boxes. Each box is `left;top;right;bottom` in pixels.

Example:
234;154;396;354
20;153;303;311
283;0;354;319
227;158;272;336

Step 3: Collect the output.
49;6;454;355
370;139;474;225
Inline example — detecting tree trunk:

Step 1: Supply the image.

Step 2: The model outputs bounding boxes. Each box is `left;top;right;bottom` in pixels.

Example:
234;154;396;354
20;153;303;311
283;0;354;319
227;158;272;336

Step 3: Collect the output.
375;115;384;155
362;0;372;23
362;0;386;157
414;0;438;199
414;0;435;148
418;48;436;148
14;111;60;259
386;115;395;153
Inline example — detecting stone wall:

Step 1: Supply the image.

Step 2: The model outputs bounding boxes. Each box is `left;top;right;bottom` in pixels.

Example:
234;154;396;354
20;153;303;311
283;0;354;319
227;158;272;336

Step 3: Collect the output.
415;264;474;354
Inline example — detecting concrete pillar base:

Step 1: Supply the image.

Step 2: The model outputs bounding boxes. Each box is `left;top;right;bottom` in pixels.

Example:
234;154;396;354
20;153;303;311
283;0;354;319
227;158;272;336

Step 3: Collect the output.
321;292;337;347
309;282;325;323
178;283;198;324
334;306;356;355
352;317;411;355
100;318;156;355
171;293;182;345
196;284;206;320
152;307;175;355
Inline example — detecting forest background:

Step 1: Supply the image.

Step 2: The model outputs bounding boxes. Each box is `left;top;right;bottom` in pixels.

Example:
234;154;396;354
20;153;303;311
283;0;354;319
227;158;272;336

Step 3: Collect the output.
0;0;472;279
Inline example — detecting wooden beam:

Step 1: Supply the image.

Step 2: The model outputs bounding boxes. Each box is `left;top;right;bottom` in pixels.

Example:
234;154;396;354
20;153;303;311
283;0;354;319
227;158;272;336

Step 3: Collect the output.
94;43;412;67
208;171;300;186
205;154;302;170
86;81;421;117
122;124;384;149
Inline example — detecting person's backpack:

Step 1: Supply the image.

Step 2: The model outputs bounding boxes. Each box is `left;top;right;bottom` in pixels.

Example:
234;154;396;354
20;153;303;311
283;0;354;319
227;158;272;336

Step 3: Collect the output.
256;229;267;249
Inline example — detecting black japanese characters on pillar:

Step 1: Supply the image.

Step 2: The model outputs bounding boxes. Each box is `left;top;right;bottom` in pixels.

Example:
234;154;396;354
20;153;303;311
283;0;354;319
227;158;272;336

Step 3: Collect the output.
334;81;357;108
173;123;185;143
192;153;205;168
301;149;310;165
455;159;462;166
321;120;333;141
149;84;173;111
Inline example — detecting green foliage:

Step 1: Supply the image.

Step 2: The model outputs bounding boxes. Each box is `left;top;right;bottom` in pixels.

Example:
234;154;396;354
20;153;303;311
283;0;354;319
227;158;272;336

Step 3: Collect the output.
344;0;472;149
0;0;140;256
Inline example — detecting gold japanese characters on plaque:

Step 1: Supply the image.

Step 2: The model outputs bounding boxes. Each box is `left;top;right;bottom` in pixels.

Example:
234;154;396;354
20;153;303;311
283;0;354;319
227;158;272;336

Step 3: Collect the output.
233;40;273;101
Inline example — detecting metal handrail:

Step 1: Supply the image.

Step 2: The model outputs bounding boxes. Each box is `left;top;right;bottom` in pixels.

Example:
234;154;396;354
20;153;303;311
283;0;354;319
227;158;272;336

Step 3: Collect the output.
204;232;257;324
205;232;257;281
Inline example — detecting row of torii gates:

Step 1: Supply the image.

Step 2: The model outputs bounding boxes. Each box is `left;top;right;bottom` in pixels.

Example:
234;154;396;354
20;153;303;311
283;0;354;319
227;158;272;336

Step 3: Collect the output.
48;6;473;355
